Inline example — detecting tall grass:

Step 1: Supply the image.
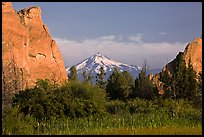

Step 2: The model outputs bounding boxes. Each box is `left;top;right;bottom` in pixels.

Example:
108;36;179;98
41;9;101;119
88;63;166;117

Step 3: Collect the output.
2;108;201;135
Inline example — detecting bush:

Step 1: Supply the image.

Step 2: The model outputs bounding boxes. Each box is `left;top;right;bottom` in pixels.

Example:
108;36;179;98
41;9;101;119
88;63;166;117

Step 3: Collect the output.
127;98;157;114
2;106;36;135
60;81;108;118
153;98;202;123
106;100;129;114
12;80;108;120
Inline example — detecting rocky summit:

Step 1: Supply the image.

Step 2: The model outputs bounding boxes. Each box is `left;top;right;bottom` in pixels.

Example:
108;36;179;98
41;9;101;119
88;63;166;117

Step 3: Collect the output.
150;36;202;95
165;37;202;74
2;2;68;92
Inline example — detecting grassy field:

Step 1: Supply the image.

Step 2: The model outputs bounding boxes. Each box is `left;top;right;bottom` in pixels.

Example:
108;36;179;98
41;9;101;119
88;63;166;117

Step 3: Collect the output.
36;115;202;135
3;112;201;135
68;127;202;135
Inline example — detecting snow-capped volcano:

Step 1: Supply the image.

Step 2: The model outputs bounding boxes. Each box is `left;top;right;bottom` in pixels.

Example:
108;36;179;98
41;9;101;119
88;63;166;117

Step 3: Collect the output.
66;53;142;82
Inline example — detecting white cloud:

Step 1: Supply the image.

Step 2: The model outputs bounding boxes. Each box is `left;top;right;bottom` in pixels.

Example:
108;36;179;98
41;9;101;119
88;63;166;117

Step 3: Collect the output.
128;33;143;43
99;35;116;40
54;35;187;69
118;34;123;41
159;32;167;35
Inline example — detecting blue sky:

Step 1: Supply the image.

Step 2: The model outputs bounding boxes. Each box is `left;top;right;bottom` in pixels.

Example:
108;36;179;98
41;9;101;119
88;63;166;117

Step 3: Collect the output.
12;2;202;69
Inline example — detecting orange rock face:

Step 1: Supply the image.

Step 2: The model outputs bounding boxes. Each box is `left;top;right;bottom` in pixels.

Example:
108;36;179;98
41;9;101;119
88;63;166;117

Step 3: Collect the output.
150;37;202;95
2;2;68;91
183;37;202;73
166;37;202;74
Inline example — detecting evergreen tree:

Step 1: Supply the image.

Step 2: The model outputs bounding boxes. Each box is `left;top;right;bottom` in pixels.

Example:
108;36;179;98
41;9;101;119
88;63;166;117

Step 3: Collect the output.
197;71;202;94
195;71;202;108
159;69;174;98
120;71;134;100
87;72;94;85
173;53;187;99
96;66;106;90
133;61;156;100
133;77;140;98
122;71;135;94
141;68;155;100
68;65;78;82
161;56;199;100
106;68;134;101
185;59;198;100
82;71;87;82
106;67;120;100
173;55;198;100
82;70;93;85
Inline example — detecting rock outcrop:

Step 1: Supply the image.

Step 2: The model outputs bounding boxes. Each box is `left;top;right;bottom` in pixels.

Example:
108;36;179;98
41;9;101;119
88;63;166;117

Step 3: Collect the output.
150;36;202;95
165;37;202;74
2;2;68;92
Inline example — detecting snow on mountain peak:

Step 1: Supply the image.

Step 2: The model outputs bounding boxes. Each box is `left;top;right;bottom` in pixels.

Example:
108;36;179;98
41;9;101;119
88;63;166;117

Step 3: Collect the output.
66;53;162;83
67;53;143;82
96;52;104;57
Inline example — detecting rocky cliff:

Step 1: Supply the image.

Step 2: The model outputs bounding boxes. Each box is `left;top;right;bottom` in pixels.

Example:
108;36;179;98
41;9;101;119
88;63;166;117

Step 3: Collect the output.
165;37;202;74
149;36;202;95
2;2;68;92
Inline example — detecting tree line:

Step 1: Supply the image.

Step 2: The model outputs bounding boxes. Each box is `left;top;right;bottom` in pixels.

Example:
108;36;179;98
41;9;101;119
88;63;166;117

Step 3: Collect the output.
2;55;202;122
69;56;202;102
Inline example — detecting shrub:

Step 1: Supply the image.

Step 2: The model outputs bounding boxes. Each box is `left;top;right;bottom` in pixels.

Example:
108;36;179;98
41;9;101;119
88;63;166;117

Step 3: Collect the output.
12;80;108;120
60;81;108;118
106;100;129;114
2;106;36;135
127;98;156;114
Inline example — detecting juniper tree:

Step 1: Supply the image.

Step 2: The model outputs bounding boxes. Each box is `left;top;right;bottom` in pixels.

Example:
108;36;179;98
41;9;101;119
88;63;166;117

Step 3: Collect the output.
82;70;93;85
106;68;134;101
185;58;198;100
173;53;187;99
172;55;198;100
133;60;156;100
106;67;120;100
197;71;202;94
96;66;106;90
69;65;78;82
159;68;174;98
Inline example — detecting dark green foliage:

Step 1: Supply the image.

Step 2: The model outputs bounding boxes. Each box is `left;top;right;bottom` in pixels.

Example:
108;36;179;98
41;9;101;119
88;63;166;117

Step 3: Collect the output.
159;69;174;99
96;66;106;90
173;54;187;99
163;55;199;100
106;67;120;100
127;98;148;114
68;65;78;82
184;59;198;100
12;79;107;121
106;68;134;101
160;54;199;100
197;71;202;94
106;100;128;114
82;71;94;85
35;78;53;92
3;95;201;135
2;106;36;135
122;71;135;97
60;81;107;118
117;71;134;100
13;79;63;120
133;67;157;100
